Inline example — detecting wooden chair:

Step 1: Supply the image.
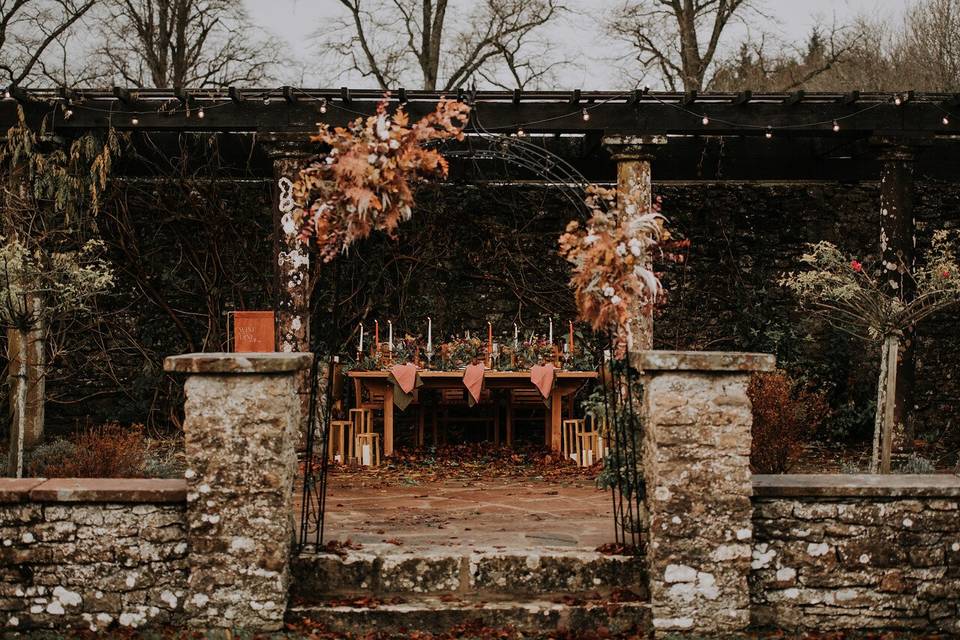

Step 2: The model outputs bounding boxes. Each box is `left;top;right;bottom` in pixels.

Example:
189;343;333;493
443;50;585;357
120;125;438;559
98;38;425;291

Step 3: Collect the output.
436;387;496;445
562;418;584;464
328;419;354;463
506;387;549;448
356;432;382;467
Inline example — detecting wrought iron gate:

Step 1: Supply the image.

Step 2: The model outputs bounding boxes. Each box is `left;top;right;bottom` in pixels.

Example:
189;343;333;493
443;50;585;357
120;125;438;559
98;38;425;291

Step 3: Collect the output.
297;354;335;551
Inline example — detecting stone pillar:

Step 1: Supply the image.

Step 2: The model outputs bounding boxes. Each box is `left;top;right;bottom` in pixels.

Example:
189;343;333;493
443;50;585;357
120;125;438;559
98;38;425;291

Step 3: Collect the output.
877;141;916;453
6;319;45;475
634;350;774;637
603;135;666;350
164;352;312;631
267;142;314;433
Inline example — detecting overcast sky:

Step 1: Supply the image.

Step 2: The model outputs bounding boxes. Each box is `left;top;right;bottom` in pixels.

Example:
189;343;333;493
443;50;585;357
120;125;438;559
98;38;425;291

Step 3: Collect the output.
245;0;910;88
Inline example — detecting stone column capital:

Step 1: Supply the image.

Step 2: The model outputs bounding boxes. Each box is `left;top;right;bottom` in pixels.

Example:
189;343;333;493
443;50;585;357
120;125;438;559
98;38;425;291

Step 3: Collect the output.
632;350;776;374
602;134;667;162
164;352;313;375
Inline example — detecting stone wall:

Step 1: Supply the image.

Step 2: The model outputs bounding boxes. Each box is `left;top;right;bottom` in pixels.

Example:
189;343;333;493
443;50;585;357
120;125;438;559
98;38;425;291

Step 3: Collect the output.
750;474;960;635
0;478;187;632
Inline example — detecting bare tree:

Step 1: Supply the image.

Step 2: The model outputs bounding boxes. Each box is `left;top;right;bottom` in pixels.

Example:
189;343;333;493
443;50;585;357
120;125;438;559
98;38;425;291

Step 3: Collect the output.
709;25;865;92
94;0;281;91
0;0;96;87
319;0;564;90
899;0;960;92
608;0;758;91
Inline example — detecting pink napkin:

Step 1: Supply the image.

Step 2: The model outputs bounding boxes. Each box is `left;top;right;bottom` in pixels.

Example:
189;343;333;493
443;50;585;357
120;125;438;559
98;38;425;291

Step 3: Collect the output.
390;363;419;394
530;363;556;399
463;363;485;405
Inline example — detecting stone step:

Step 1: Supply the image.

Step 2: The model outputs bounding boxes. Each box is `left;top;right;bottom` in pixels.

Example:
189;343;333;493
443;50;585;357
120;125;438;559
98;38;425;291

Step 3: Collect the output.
291;545;647;599
288;595;651;637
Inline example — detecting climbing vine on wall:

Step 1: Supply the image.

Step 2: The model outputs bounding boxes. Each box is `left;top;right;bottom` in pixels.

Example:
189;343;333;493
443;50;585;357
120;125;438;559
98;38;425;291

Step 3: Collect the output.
292;97;470;262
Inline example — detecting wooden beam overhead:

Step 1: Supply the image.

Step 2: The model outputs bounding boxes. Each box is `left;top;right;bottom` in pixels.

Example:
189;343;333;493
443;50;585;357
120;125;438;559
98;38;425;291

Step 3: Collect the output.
733;90;752;106
682;90;697;106
842;90;860;105
785;90;805;105
228;87;244;103
282;86;297;103
340;87;351;105
398;87;407;104
112;86;133;104
569;89;581;105
513;88;521;105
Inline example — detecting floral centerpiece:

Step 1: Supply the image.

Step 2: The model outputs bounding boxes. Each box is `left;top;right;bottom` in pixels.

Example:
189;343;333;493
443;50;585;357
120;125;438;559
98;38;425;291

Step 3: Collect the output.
441;336;485;369
558;185;666;356
501;336;557;370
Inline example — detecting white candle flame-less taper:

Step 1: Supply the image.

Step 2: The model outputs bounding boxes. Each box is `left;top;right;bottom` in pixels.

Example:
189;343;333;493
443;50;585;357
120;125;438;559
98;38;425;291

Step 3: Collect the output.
427;317;432;352
388;320;393;351
359;323;364;352
549;318;553;345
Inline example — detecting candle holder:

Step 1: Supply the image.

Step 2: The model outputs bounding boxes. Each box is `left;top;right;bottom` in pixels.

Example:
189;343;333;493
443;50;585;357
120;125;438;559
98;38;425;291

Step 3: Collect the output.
425;349;434;369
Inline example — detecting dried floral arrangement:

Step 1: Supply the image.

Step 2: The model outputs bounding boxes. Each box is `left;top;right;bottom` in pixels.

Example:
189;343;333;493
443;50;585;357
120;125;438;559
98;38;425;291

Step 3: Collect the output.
292;97;470;262
441;336;485;369
501;336;558;370
558;186;667;354
781;233;960;472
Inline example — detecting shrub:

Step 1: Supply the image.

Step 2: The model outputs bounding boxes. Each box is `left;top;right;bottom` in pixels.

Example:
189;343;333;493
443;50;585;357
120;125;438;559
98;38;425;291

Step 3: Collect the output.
748;371;829;474
28;423;147;478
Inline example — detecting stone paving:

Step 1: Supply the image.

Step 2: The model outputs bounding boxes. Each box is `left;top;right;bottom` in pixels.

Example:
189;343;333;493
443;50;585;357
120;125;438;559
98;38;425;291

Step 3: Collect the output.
322;473;615;550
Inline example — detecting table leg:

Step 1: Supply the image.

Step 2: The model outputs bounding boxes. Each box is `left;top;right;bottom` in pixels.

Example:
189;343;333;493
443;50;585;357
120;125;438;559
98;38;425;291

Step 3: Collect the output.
550;388;562;453
384;385;394;457
506;407;513;448
418;406;425;447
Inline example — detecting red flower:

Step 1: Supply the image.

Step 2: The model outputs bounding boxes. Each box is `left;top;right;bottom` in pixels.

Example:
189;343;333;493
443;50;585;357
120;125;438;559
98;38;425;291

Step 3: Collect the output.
851;260;863;272
943;270;951;278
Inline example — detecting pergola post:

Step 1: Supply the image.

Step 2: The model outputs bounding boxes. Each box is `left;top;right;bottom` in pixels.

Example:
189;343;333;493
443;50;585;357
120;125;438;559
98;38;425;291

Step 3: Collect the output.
603;135;667;351
875;139;917;462
266;142;314;433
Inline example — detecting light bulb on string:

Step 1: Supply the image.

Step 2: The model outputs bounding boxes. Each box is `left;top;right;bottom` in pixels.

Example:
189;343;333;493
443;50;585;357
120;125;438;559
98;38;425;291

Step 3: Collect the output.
832;120;840;132
131;116;139;126
764;127;773;139
319;98;328;114
262;95;271;106
197;107;205;119
517;126;525;137
894;94;903;106
943;115;951;126
701;115;709;126
63;107;73;120
581;108;590;121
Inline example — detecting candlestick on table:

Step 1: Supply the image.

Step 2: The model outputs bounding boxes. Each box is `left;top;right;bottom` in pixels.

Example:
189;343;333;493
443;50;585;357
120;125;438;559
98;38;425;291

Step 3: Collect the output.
549;318;553;345
427;317;432;352
359;323;364;353
514;323;518;349
569;321;574;353
375;320;379;351
388;320;393;351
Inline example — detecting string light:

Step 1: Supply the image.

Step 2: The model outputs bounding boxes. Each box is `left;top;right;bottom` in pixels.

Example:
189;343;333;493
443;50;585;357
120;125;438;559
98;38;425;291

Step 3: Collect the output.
581;108;590;122
832;120;840;132
63;107;73;120
517;127;525;137
319;98;328;114
701;115;709;125
131;116;139;125
197;107;205;119
943;115;951;126
262;96;271;106
894;94;903;106
765;127;773;139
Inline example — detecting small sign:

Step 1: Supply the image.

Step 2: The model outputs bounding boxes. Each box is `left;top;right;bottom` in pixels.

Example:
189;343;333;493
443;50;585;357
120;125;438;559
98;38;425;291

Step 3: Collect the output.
232;311;275;352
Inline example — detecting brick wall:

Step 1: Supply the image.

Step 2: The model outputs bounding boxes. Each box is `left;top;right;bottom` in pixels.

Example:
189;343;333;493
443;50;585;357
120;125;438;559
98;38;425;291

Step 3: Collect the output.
0;478;187;632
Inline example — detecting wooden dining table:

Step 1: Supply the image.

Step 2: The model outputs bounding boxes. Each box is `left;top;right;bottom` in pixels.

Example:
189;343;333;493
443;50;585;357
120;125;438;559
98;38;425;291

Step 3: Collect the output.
347;370;599;457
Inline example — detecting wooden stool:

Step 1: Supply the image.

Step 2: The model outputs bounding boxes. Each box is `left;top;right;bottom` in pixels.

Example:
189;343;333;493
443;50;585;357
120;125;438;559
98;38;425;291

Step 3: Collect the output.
576;427;601;467
328;420;354;463
356;432;382;467
562;418;584;464
350;408;373;437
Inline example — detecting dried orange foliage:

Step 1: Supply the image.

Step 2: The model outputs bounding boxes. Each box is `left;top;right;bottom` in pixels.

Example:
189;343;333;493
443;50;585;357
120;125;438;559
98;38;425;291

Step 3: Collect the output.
293;97;470;262
558;186;666;350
